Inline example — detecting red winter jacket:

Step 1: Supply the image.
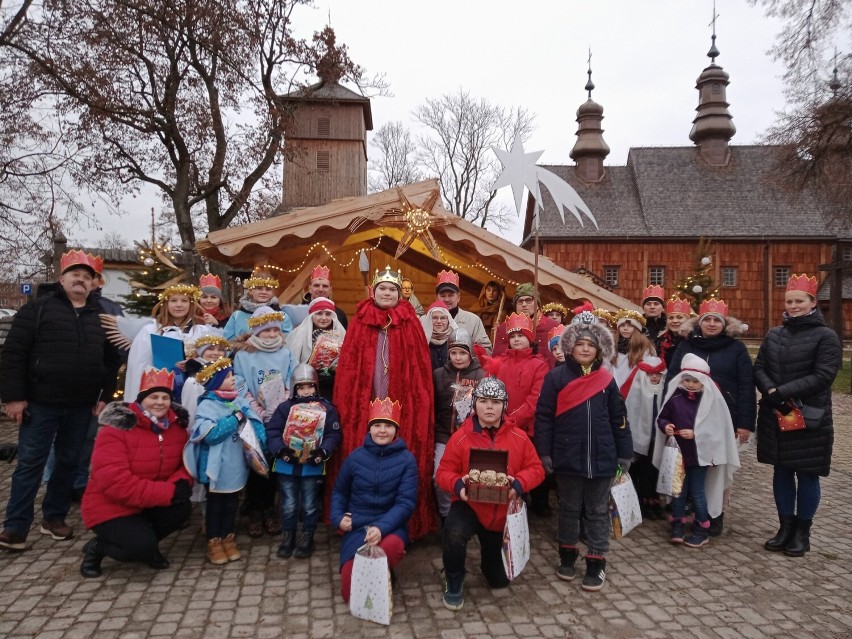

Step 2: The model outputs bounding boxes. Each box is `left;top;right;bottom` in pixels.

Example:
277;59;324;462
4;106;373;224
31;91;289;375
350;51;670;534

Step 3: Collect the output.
82;402;193;529
494;347;548;436
436;414;545;532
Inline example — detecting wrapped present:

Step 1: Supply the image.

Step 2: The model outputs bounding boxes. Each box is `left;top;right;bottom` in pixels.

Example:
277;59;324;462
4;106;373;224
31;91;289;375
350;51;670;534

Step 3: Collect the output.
283;402;327;463
258;373;288;414
467;448;510;503
308;332;343;373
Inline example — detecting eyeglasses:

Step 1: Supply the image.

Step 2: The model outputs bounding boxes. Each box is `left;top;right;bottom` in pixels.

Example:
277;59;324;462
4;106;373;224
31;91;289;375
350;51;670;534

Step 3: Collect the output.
516;297;535;305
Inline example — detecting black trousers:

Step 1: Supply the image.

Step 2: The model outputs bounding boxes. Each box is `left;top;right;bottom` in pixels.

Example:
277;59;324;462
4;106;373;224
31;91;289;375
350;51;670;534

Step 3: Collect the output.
92;502;191;564
207;491;240;539
442;500;509;588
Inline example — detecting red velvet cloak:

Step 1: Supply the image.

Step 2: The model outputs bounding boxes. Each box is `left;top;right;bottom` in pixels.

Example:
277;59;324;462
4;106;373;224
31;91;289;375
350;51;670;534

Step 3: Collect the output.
329;297;437;539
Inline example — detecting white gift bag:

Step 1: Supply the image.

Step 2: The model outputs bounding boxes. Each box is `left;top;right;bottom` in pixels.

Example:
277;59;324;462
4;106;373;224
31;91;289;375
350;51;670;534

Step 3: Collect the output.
349;544;392;625
656;436;685;497
501;498;530;581
610;472;642;539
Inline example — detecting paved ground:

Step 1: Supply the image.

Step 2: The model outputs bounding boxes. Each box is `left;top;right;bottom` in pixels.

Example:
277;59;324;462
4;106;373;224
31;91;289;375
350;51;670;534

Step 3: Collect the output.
1;396;851;639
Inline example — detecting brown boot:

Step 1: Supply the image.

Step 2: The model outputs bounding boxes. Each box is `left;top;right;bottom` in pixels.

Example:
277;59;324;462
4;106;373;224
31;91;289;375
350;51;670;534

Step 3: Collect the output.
206;538;228;565
221;533;241;562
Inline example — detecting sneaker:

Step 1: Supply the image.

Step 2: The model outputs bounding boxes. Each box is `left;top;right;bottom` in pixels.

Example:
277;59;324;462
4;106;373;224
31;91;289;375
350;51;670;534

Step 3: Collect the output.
670;520;685;544
557;546;579;581
0;529;27;551
442;581;464;611
40;519;74;541
684;533;709;548
581;556;607;592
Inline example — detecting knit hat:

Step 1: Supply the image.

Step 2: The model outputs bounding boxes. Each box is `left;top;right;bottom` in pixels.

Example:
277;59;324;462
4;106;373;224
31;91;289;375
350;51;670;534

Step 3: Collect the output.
504;312;534;343
308;296;335;314
136;368;175;402
247;306;284;335
448;327;473;354
513;282;537;305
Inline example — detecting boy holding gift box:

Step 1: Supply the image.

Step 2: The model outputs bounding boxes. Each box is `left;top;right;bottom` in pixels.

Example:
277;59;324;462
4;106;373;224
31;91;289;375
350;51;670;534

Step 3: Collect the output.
266;364;341;559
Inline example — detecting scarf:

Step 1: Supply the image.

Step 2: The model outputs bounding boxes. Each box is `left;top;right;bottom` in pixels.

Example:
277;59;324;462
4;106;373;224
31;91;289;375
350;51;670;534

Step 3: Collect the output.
238;295;280;314
136;404;171;433
556;366;614;416
213;389;238;400
420;308;458;344
248;334;284;352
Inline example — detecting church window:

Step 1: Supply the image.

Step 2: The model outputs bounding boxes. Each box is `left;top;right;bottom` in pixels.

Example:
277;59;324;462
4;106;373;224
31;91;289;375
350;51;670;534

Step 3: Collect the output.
649;266;665;286
774;266;790;287
604;266;619;288
721;267;737;287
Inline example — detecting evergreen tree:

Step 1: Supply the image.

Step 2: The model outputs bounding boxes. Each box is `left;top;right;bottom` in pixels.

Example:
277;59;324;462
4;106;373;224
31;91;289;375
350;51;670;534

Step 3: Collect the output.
122;241;181;316
674;238;719;312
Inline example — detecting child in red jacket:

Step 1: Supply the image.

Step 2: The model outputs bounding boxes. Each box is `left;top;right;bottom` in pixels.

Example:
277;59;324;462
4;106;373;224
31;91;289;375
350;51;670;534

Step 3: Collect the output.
436;377;544;611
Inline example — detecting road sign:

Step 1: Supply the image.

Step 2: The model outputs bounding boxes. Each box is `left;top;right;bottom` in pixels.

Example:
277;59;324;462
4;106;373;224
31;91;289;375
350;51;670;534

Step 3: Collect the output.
20;283;32;295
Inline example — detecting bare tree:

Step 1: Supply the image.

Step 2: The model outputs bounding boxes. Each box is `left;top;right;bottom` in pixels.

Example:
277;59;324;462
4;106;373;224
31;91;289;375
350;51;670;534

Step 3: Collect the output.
96;232;131;251
413;90;535;230
2;1;378;272
368;121;421;192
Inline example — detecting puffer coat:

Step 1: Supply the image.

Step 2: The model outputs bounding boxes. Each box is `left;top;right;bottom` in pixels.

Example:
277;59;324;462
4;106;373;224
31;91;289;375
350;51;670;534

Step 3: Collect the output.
754;309;841;476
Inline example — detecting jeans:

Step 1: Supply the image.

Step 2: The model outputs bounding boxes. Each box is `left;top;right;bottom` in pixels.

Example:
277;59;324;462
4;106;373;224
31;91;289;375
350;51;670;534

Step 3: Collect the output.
555;474;612;555
3;402;91;535
672;465;709;524
92;502;191;564
773;466;821;520
42;414;99;490
442;500;509;588
277;474;323;532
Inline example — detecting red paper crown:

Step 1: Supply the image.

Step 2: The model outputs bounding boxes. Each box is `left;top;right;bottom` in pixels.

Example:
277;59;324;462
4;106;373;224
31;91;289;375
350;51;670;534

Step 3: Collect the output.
199;273;222;290
368;397;402;427
60;250;103;275
698;296;729;319
642;285;665;303
786;273;818;297
547;323;566;342
505;312;534;339
436;269;460;289
310;265;331;281
139;368;175;394
666;297;693;315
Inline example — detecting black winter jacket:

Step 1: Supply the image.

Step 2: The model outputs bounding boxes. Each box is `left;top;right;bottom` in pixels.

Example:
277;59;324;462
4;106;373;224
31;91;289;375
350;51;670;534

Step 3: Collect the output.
534;359;632;478
0;283;120;406
666;328;756;431
432;358;484;445
754;309;840;476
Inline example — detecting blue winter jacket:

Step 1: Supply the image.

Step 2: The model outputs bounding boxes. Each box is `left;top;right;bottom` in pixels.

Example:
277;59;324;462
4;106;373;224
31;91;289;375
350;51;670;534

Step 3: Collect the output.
534;358;632;478
330;433;418;567
265;395;342;477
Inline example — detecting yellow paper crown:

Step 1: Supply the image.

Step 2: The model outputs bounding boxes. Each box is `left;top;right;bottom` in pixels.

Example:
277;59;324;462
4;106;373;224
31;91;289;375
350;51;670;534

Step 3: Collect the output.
194;357;233;386
247;311;284;328
615;309;647;328
159;284;201;301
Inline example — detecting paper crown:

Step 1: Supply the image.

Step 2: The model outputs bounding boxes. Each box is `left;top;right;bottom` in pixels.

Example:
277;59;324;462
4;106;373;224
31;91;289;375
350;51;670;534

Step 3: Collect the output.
641;285;665;303
247;310;284;328
199;273;222;290
139;368;175;394
194;357;233;386
541;302;568;318
615;309;647;328
368;397;402;427
373;265;402;288
505;312;534;339
310;265;331;281
191;335;230;356
159;284;201;301
60;250;103;275
435;269;460;291
243;272;279;289
547;323;566;343
698;296;729;319
786;273;818;297
666;297;693;315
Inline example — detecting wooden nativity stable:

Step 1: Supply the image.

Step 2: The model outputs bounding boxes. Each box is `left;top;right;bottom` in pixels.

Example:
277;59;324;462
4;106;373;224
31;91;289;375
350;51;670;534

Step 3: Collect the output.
195;179;639;317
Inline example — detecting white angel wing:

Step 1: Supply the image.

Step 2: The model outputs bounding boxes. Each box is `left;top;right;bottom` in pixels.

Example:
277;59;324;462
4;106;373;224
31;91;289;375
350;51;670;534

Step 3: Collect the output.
100;314;155;351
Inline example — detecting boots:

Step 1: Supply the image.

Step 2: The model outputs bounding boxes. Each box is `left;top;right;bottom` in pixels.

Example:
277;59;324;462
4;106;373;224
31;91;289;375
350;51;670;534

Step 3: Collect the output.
556;545;579;581
684;520;710;548
206;538;228;565
221;533;241;562
277;530;296;559
581;555;607;592
764;514;796;552
783;518;812;557
80;538;104;578
670;518;686;544
293;530;315;559
708;512;724;537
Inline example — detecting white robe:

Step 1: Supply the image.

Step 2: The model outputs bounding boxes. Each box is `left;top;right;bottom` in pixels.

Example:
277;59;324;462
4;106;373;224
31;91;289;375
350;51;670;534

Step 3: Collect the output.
624;372;665;456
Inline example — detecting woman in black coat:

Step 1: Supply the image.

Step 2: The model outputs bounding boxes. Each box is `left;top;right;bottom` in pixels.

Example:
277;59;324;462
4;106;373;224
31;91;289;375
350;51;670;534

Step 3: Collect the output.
754;274;841;558
666;297;755;535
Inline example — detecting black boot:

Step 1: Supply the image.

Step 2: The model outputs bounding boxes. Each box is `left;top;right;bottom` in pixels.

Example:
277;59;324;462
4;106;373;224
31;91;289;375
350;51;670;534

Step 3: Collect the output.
581;556;607;592
80;538;104;578
783;518;812;557
764;514;796;552
556;546;579;581
293;530;315;559
276;530;296;559
708;512;724;537
148;550;170;570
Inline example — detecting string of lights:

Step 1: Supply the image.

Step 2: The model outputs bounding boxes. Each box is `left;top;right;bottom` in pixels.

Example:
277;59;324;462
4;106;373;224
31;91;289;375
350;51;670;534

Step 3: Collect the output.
255;233;386;275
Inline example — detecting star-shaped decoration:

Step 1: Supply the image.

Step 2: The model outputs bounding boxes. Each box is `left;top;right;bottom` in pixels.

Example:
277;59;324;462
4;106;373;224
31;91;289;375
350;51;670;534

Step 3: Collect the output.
492;138;544;214
349;187;455;259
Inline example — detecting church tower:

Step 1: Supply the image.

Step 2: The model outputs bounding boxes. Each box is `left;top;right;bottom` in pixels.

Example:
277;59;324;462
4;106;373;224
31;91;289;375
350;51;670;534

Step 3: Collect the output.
689;26;736;166
570;58;610;182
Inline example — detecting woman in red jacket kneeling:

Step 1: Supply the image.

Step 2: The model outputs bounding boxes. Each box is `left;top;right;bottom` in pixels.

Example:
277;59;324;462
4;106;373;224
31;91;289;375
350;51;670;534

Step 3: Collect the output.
80;368;193;578
436;377;544;611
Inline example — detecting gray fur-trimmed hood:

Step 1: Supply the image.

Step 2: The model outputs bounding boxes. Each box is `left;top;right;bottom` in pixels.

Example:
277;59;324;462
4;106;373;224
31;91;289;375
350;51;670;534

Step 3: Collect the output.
678;315;748;338
98;401;190;431
560;319;616;363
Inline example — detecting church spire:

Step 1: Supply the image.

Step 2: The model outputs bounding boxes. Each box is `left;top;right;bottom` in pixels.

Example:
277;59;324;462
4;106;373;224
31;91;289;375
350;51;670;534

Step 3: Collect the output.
570;50;610;183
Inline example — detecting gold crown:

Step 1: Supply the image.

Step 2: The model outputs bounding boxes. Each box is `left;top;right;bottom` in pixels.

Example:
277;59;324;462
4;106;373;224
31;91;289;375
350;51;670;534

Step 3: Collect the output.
199;273;222;290
372;265;402;288
60;250;103;275
541;302;568;317
139;368;175;394
368;397;402;426
243;276;279;290
194;357;233;386
159;284;201;301
615;309;647;328
246;310;284;328
591;308;614;326
191;335;230;357
786;273;818;297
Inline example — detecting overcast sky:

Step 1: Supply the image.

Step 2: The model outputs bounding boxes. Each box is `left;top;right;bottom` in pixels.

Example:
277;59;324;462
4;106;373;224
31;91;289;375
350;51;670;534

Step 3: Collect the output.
87;0;790;248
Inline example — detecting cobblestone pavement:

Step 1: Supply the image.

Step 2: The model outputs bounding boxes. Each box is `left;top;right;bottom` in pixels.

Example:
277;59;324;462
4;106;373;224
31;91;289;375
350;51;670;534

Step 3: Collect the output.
1;396;851;639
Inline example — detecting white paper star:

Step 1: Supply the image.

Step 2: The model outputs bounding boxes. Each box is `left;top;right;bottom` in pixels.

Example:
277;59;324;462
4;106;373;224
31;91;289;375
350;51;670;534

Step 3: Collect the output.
492;138;543;214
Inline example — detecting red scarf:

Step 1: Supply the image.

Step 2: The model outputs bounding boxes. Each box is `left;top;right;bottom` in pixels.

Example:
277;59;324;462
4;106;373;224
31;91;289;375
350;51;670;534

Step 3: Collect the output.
619;358;667;399
556;367;613;416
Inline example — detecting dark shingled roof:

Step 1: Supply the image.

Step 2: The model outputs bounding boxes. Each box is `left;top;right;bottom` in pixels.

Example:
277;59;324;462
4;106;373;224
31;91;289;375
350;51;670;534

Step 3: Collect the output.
529;145;850;242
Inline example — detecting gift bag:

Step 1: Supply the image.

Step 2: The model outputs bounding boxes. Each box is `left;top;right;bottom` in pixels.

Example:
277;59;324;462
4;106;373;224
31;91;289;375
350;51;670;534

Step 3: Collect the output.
501;498;530;581
656;436;685;497
239;421;269;477
257;373;288;415
610;472;642;539
349;544;392;625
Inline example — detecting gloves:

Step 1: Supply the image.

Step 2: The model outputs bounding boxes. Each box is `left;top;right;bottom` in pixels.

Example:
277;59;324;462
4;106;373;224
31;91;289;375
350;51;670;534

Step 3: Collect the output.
617;458;632;476
540;455;553;475
306;448;329;466
172;479;192;505
766;391;787;409
279;447;299;463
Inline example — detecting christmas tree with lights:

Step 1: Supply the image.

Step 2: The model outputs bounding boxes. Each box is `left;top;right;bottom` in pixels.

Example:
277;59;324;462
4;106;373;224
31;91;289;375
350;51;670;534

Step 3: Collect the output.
122;241;182;316
674;237;719;312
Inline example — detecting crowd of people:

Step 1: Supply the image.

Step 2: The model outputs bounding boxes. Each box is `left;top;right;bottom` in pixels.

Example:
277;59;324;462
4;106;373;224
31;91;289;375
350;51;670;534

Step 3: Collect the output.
0;253;842;611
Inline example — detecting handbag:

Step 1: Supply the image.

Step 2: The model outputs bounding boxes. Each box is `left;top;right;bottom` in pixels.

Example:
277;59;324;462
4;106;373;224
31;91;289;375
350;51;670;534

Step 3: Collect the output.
656;436;685;497
775;404;805;431
501;498;530;580
349;544;392;625
610;472;642;539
